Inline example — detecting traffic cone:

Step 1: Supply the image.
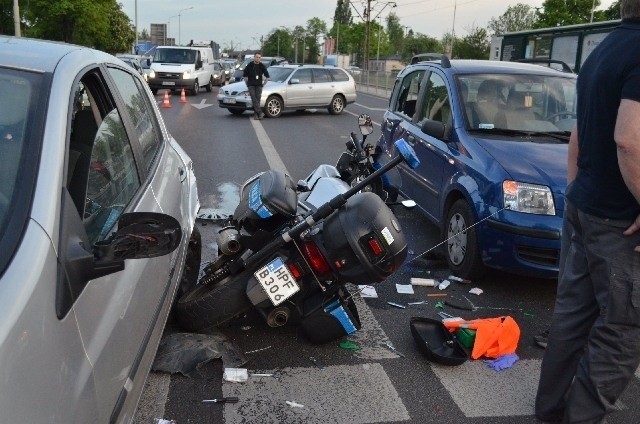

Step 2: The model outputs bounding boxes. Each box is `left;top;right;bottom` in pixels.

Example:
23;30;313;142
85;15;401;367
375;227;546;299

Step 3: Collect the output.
161;91;172;108
179;88;188;104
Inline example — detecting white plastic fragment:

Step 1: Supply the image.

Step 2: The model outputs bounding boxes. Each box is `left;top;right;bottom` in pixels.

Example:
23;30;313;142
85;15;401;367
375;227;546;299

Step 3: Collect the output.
469;287;484;295
395;284;414;294
223;368;248;382
286;401;305;408
438;279;451;290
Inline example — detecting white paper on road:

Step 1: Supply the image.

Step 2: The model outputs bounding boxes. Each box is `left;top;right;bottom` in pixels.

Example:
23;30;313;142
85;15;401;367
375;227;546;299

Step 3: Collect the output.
395;284;414;294
358;285;378;298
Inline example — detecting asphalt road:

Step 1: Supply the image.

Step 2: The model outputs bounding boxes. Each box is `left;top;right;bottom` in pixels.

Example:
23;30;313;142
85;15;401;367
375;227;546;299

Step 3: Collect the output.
133;84;640;424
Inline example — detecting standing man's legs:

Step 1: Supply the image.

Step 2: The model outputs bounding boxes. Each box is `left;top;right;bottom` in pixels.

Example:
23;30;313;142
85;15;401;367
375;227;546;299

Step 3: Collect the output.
536;201;600;421
248;85;263;118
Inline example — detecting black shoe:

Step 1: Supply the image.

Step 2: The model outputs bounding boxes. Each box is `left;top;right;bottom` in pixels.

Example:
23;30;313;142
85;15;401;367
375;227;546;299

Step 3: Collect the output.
534;329;549;349
252;115;262;120
259;113;265;119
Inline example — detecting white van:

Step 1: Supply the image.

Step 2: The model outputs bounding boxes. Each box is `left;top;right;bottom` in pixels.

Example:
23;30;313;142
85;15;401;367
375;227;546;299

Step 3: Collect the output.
147;46;214;96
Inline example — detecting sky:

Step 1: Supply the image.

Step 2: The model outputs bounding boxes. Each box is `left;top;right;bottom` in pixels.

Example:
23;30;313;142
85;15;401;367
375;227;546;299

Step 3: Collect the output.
120;0;617;51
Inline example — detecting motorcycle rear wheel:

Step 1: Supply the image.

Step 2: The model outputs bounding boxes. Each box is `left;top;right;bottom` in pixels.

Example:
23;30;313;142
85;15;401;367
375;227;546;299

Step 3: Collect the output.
175;268;253;331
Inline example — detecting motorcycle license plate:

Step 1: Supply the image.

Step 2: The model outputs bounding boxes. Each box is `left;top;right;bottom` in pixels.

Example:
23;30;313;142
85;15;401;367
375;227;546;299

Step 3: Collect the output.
254;257;299;306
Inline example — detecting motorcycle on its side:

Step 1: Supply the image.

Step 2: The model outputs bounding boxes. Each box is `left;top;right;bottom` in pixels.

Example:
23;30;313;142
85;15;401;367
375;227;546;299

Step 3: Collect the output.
176;116;419;343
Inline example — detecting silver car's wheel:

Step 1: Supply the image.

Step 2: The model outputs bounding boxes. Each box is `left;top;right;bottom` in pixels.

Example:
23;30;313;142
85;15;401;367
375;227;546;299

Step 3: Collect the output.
328;94;345;115
265;95;283;118
445;199;485;279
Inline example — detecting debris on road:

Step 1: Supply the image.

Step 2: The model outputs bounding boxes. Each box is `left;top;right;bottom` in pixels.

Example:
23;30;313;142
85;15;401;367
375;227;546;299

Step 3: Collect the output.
438;280;451;290
396;283;414;294
286;401;304;408
411;277;437;287
223;368;248;383
387;301;406;309
469;287;484;295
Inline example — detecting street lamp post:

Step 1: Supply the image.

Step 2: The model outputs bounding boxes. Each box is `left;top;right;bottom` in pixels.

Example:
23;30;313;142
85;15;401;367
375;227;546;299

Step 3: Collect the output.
178;6;194;46
167;15;179;45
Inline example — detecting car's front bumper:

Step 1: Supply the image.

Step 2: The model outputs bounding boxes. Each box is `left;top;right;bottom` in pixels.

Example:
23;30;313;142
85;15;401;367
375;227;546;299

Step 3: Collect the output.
148;77;196;91
478;209;562;279
216;94;252;110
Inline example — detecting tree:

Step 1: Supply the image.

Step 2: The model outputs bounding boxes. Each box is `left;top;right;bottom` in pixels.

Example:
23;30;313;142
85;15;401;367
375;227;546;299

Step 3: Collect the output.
333;0;353;25
13;0;134;53
263;28;293;60
602;0;621;20
535;0;602;28
455;26;490;59
139;28;149;41
305;17;327;63
488;4;538;35
402;33;442;63
386;13;404;55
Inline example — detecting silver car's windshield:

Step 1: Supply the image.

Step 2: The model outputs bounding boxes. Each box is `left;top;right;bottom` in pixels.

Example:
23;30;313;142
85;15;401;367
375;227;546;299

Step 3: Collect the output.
458;73;577;133
268;67;295;83
0;68;42;264
153;48;197;64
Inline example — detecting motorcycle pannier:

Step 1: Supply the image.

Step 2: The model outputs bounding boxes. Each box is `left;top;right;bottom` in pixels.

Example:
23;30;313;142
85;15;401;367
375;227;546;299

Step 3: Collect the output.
234;170;298;233
322;192;408;283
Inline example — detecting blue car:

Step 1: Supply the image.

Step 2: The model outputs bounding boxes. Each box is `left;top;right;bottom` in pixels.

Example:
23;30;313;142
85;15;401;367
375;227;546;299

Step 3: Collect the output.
377;58;577;279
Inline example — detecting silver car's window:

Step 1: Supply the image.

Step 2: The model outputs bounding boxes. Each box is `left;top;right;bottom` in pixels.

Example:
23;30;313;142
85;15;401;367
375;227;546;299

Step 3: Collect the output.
0;69;40;260
458;74;577;132
267;67;294;82
83;108;140;244
292;68;312;84
108;67;162;172
393;69;425;119
312;68;331;83
328;68;349;82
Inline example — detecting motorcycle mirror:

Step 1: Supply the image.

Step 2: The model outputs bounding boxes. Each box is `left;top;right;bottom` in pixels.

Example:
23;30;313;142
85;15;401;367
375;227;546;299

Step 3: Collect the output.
358;114;374;136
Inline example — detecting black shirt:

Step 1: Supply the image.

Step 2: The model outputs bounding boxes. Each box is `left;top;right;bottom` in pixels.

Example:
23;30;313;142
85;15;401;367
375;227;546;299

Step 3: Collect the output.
243;61;269;86
568;19;640;219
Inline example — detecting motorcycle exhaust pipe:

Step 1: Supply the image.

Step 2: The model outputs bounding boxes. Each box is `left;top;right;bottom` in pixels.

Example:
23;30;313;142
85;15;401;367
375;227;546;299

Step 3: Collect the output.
266;307;290;327
217;227;241;255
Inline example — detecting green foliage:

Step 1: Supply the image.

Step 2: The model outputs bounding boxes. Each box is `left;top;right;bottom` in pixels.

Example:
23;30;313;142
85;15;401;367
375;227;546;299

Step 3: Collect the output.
454;26;490;59
334;0;353;25
488;4;538;35
263;28;293;60
306;17;327;63
386;13;404;55
402;33;443;63
4;0;134;53
535;0;602;28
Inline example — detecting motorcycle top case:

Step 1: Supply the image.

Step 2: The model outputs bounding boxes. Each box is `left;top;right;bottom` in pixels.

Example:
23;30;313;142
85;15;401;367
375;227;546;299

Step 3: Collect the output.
234;170;298;233
322;191;408;283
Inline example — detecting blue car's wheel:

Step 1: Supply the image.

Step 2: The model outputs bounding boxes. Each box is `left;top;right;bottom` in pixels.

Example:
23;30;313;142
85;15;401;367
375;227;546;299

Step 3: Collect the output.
445;199;485;279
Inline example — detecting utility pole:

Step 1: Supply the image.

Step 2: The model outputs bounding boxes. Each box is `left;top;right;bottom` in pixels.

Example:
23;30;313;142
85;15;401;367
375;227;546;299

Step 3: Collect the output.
364;0;371;71
13;0;21;37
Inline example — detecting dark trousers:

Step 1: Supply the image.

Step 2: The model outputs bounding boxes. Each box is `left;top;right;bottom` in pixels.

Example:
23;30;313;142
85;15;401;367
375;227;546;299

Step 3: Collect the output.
248;85;263;117
535;200;640;423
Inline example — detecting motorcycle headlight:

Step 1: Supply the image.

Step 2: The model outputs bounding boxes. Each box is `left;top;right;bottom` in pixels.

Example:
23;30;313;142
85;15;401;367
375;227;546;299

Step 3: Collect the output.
182;71;192;79
503;180;555;215
149;70;156;78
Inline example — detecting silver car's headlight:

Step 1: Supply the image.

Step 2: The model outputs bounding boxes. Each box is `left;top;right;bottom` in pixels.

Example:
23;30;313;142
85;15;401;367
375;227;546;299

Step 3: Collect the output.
149;70;156;78
503;180;555;215
241;90;250;96
182;71;192;79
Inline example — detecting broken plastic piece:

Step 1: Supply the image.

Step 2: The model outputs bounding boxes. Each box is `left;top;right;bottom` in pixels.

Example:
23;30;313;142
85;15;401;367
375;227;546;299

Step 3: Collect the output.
387;301;406;309
448;275;472;284
154;420;176;424
469;287;483;295
438;280;451;290
223;368;248;383
286;401;305;408
396;284;415;294
339;340;360;350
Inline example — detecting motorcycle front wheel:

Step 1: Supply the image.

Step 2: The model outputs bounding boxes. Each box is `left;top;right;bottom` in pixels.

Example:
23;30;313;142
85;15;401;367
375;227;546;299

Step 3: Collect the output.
175;268;253;331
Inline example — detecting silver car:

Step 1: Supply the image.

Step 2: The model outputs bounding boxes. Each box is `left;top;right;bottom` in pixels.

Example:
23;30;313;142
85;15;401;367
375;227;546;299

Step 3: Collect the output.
217;64;357;118
0;36;200;422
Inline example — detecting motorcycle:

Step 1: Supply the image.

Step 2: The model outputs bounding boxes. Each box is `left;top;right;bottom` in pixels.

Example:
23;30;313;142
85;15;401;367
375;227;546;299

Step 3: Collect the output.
176;116;420;343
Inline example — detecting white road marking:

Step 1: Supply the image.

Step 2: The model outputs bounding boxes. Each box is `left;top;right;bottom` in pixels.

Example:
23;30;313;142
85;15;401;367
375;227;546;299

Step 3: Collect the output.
191;99;214;109
352;102;387;112
250;120;289;174
222;363;409;424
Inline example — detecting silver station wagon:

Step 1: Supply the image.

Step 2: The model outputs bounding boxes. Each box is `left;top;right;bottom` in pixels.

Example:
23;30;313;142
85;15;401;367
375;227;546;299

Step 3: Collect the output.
0;36;200;423
217;64;357;118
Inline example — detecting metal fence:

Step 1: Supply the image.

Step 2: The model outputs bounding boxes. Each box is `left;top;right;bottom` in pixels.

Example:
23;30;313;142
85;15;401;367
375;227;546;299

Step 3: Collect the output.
351;70;400;99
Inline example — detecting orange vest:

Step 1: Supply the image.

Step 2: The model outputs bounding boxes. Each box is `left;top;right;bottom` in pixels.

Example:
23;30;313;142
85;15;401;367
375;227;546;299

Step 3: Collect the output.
444;316;520;359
